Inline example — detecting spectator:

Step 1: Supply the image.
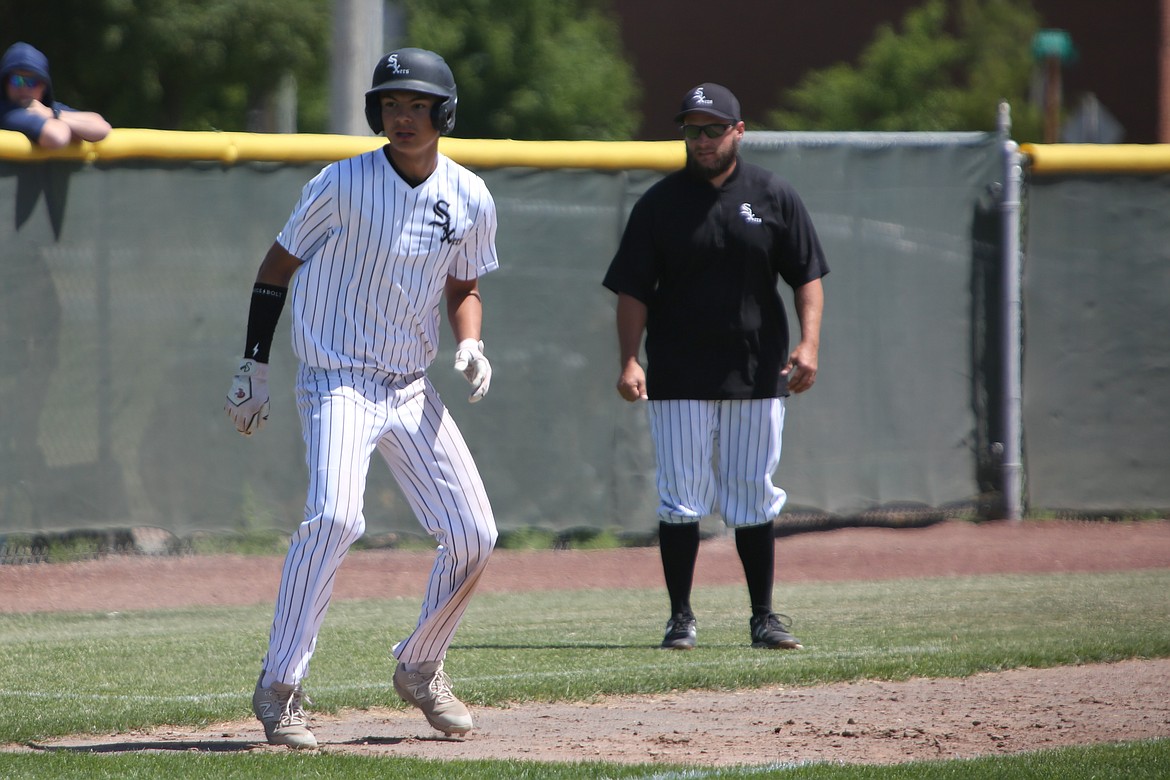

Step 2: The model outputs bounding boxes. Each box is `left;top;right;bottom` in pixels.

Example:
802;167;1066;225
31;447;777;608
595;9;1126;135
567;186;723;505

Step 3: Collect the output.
0;42;110;148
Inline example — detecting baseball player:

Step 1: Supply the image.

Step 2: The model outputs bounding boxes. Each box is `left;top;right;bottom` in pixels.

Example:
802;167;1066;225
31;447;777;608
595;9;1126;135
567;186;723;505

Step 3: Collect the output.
602;83;828;651
225;48;499;748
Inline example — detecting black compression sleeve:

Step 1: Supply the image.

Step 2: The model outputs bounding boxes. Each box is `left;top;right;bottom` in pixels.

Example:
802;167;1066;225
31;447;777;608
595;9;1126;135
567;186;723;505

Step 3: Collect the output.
243;283;287;363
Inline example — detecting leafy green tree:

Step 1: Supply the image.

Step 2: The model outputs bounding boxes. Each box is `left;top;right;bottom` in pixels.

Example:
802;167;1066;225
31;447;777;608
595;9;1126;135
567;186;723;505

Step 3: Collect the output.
0;0;330;132
2;0;637;138
401;0;640;140
766;0;1043;139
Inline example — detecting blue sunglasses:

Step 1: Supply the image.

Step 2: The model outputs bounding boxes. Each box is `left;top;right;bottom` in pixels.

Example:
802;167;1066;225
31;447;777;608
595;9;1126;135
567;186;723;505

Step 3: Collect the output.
8;74;43;89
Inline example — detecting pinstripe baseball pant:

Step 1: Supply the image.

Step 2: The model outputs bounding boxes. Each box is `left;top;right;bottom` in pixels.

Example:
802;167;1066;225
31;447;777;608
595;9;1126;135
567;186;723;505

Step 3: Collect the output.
648;398;787;528
261;366;497;687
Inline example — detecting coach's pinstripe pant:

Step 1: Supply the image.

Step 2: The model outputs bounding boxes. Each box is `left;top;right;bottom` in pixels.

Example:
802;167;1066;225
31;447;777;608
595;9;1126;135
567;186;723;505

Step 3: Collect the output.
648;398;787;528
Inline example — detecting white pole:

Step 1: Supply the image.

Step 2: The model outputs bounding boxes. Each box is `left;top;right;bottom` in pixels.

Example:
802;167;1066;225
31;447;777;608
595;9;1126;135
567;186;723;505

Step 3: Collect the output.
329;0;390;136
998;101;1024;522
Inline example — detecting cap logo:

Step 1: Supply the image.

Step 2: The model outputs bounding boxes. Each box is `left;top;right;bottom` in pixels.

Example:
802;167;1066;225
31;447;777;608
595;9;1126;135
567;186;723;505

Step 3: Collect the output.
691;87;714;108
386;53;409;75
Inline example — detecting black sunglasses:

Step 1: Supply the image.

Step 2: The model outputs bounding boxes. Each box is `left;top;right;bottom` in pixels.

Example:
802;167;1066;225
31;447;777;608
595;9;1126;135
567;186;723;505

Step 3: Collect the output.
681;123;732;140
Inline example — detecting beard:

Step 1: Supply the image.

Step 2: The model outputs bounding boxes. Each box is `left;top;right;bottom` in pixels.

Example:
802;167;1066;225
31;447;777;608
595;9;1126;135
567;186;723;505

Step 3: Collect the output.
685;135;740;180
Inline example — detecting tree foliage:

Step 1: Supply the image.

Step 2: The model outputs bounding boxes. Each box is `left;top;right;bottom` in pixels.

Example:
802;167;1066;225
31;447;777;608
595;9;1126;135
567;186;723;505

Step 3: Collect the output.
401;0;641;140
0;0;330;132
766;0;1043;139
1;0;639;138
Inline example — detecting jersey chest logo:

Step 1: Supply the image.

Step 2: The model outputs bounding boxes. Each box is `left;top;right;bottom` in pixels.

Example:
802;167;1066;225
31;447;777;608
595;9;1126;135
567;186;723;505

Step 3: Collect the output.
739;202;763;225
428;199;462;245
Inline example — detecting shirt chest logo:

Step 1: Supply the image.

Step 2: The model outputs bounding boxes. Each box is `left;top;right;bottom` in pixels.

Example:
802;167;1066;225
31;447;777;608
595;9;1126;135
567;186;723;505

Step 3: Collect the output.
739;203;763;224
428;199;462;245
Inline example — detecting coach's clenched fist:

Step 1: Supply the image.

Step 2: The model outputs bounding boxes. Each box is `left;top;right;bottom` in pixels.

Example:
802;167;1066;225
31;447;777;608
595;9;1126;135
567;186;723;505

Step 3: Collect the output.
617;357;648;402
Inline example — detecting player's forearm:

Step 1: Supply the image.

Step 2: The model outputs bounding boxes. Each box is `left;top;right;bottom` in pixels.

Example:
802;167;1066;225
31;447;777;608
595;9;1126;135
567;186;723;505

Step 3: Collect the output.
242;243;301;362
449;307;482;343
446;281;483;342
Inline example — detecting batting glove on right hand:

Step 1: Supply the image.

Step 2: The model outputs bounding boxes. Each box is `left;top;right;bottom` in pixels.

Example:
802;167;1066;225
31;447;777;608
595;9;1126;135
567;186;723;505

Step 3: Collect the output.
225;358;270;435
453;338;491;403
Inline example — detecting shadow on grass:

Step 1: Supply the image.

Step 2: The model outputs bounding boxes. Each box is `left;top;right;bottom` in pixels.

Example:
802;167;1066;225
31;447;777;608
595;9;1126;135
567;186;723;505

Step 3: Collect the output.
29;739;257;753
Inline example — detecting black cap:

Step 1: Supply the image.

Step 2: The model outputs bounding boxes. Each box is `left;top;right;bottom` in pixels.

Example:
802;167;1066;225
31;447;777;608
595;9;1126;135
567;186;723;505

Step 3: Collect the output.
674;83;740;123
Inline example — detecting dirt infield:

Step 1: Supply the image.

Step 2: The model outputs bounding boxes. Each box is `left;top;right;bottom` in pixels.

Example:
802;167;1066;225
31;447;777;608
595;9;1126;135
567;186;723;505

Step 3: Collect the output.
6;519;1170;766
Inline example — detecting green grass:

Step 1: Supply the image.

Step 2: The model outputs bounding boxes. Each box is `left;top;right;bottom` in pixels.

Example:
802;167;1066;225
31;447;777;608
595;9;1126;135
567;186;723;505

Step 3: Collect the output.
0;741;1167;778
1;569;1168;778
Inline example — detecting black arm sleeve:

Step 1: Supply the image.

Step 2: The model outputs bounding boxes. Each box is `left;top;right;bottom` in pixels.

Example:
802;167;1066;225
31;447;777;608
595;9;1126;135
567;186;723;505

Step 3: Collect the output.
243;283;287;363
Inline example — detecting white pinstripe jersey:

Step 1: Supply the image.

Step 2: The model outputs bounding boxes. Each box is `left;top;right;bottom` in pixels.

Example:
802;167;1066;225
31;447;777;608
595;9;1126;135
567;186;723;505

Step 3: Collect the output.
276;150;499;375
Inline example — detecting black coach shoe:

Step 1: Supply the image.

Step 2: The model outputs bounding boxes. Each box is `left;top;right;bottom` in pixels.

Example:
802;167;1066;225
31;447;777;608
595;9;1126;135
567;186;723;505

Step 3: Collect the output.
750;612;803;650
660;612;697;650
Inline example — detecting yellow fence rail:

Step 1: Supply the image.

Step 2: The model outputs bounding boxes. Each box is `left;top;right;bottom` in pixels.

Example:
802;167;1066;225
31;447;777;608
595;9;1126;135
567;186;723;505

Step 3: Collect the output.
0;128;685;171
1022;143;1170;174
6;129;1170;175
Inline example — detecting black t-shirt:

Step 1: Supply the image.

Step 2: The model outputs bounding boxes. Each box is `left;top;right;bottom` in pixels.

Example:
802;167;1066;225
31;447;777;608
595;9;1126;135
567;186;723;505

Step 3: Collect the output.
603;158;829;400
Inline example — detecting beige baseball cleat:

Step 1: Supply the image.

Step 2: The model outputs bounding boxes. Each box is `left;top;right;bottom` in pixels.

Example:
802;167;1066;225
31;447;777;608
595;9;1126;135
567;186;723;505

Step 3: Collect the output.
393;661;474;735
252;674;317;748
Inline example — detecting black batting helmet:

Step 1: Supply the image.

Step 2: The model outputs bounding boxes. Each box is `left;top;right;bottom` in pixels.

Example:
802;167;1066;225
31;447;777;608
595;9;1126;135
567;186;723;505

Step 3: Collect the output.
365;48;458;135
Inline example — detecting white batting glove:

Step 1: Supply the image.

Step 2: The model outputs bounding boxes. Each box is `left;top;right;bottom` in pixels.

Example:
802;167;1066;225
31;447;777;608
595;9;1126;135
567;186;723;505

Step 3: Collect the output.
225;358;270;435
453;338;491;403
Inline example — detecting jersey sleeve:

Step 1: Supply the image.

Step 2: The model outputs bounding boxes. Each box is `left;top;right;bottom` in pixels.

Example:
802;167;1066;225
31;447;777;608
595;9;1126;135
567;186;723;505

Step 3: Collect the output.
0;105;47;142
771;180;830;288
602;195;658;302
276;164;338;262
449;175;499;281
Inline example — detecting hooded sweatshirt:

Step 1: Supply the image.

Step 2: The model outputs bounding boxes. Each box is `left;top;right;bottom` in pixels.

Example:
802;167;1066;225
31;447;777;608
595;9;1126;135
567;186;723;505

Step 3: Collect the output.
0;41;70;142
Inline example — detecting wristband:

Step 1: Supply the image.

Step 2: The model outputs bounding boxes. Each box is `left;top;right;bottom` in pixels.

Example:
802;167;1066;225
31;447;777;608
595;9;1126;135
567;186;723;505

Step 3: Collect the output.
243;283;287;363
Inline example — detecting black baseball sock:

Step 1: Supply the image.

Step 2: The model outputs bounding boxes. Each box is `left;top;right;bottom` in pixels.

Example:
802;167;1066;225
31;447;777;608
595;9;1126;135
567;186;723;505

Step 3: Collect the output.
735;521;775;618
659;521;700;617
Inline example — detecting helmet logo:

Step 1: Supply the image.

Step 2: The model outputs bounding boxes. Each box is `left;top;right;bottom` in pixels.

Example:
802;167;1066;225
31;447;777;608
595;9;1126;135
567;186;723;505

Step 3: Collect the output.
385;53;410;75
